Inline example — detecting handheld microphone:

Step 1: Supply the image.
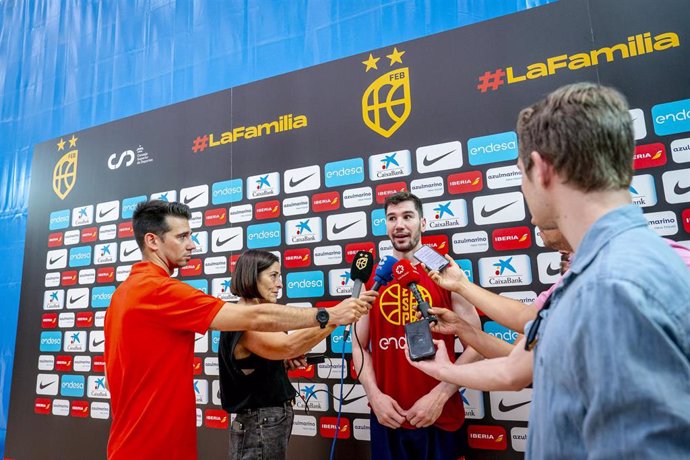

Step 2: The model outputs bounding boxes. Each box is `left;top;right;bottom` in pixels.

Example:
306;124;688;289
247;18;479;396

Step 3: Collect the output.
392;258;438;362
343;251;374;340
392;259;437;323
371;255;398;291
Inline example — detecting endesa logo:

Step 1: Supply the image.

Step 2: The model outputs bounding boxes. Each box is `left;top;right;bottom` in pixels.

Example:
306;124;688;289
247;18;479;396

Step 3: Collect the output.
204;208;227;226
467;131;518;166
483;321;518;344
421;235;449;255
205;409;229;429
652;98;690;136
60;375;85;397
345;243;375;263
91;286;115;308
69;246;92;268
255;200;280;220
283;248;311;269
312;192;340;213
492;226;531;251
247;222;281;249
325;158;365;188
320;416;351;439
180;259;203;277
212;179;243;205
121;195;147;219
634;143;667;170
286;271;324;298
48;232;64;247
468;425;508;450
375;181;408;204
50;209;70;230
371;209;387;237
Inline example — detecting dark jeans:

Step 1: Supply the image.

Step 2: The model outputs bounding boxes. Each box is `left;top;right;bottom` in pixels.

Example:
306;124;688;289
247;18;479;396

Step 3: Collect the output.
370;413;466;460
229;402;294;460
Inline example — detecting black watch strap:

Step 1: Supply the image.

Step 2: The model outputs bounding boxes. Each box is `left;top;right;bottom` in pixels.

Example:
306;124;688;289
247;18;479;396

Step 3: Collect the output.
316;307;329;329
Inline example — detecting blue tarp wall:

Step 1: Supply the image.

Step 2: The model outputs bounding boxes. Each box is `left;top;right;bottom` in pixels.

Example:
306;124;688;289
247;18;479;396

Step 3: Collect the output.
0;1;553;454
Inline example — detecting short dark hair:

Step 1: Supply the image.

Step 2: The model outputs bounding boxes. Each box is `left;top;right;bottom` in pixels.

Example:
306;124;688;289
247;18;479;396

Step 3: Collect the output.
231;249;280;299
132;200;192;249
384;191;423;217
517;82;634;192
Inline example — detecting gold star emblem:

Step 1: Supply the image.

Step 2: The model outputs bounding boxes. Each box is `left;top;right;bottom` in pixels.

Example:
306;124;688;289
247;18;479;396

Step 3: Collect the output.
386;47;405;66
57;138;66;151
68;134;78;148
362;53;380;72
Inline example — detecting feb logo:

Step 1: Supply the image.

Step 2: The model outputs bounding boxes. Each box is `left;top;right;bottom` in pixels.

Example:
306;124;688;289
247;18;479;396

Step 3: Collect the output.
53;135;79;199
378;283;432;326
361;47;410;138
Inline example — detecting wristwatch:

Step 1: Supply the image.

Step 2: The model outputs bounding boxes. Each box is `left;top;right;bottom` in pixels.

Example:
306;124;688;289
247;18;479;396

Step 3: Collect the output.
316;307;329;329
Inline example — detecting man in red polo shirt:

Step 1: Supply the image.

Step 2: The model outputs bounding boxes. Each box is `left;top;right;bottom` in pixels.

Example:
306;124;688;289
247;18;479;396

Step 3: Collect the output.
105;200;375;459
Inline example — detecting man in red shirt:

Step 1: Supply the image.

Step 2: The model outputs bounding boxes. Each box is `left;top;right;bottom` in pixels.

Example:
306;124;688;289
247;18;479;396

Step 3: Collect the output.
105;200;375;459
352;192;481;460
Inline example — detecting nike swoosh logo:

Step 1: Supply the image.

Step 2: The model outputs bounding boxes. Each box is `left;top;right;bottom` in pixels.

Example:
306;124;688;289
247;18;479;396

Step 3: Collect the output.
49;255;65;265
342;393;368;406
92;339;105;347
123;247;138;257
183;191;204;205
498;399;531;412
422;149;455;167
195;335;204;342
39;381;56;390
98;207;115;218
215;234;238;247
674;182;690;195
546;263;560;277
289;173;315;188
69;294;86;304
332;220;361;235
480;200;517;218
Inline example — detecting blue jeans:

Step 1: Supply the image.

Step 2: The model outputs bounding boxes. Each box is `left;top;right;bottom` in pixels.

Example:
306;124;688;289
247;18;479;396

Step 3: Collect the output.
229;402;294;460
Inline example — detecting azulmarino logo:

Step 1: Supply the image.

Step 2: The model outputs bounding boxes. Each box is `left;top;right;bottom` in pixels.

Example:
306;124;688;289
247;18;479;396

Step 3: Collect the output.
286;271;324;298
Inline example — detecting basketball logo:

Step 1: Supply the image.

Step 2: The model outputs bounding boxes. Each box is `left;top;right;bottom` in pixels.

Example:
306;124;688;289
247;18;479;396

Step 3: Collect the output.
361;47;411;138
378;283;432;326
53;150;78;200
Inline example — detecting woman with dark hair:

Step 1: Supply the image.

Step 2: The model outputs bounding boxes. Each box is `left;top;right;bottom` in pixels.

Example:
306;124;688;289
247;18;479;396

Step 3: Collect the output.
219;249;376;460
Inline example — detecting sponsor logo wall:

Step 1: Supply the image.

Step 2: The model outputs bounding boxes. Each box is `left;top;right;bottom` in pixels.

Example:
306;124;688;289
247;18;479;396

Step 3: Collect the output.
7;0;690;458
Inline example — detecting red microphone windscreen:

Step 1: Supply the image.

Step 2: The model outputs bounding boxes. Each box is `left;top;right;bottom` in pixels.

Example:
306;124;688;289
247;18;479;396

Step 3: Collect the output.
392;259;421;286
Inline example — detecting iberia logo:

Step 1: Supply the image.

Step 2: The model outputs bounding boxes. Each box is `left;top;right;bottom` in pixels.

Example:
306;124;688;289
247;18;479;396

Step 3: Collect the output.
52;135;79;199
378;283;433;326
361;47;410;138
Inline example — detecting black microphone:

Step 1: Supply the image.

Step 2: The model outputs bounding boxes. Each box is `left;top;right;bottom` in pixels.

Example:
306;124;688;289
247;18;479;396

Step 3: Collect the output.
343;251;374;340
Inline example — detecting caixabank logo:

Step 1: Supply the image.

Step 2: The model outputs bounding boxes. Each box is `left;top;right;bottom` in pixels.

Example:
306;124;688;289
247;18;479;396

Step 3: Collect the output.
52;135;79;200
361;47;410;138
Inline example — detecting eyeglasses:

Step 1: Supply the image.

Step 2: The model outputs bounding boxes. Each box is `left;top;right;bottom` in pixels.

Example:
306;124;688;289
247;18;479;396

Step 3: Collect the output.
525;295;552;351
